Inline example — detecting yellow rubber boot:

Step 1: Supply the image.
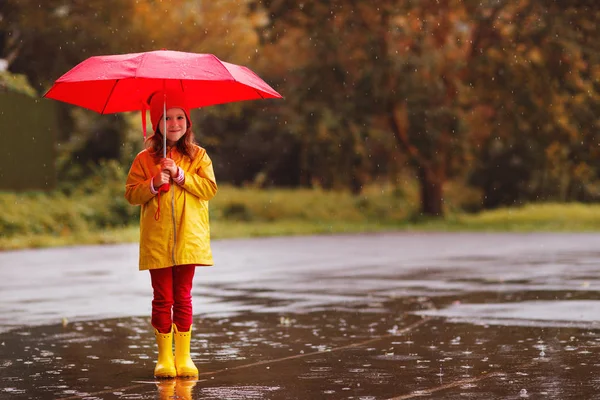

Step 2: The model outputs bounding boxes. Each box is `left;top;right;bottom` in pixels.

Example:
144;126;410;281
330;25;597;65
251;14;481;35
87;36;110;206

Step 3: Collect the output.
173;324;199;377
154;327;176;379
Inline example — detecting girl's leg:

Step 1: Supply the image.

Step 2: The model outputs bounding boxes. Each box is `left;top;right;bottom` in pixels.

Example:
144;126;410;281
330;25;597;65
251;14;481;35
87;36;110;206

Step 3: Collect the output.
172;265;198;377
149;267;174;334
172;265;196;332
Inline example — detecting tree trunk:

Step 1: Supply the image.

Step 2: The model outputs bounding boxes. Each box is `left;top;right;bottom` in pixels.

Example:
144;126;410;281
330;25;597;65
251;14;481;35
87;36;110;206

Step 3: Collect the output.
388;103;446;216
417;166;444;216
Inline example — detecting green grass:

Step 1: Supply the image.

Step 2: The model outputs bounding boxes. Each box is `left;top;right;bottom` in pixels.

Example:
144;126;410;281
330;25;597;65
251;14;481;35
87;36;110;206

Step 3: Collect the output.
0;226;141;251
1;183;600;251
448;203;600;232
0;220;409;251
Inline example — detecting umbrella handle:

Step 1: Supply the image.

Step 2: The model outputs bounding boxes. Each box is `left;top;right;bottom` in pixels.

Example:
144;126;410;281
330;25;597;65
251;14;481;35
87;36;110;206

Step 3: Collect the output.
160;86;169;193
158;86;169;194
163;84;167;158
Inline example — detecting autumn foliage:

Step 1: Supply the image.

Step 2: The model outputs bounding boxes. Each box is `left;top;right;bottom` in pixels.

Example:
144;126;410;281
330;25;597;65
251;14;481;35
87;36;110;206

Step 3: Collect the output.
1;0;598;216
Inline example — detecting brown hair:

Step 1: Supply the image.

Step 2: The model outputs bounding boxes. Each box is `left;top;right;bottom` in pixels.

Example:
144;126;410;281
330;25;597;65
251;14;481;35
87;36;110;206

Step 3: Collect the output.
145;125;198;161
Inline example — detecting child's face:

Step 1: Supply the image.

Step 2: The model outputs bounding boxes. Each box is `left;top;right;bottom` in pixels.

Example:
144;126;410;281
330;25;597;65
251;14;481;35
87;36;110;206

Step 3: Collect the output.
160;107;188;145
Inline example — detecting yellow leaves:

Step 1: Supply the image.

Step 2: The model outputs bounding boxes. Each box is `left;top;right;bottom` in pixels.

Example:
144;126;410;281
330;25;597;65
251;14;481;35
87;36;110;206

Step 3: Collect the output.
316;119;330;141
248;7;269;28
549;96;577;140
572;162;594;183
356;2;382;26
572;93;588;106
591;64;600;81
545;141;594;190
0;71;36;97
129;0;260;62
499;23;516;38
556;114;571;132
409;15;424;32
463;105;494;146
392;15;409;30
486;48;504;62
528;48;544;65
545;141;566;164
259;26;310;73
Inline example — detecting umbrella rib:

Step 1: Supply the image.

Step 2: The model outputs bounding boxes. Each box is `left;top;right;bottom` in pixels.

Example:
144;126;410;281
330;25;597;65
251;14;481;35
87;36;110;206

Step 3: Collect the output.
100;79;120;114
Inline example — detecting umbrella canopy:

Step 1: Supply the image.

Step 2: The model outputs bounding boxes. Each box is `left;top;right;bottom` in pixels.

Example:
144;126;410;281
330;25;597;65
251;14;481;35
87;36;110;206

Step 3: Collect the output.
44;49;282;194
43;49;282;114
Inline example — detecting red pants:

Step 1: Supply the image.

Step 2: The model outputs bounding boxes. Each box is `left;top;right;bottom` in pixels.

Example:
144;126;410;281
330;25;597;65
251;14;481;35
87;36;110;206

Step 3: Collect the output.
149;265;196;334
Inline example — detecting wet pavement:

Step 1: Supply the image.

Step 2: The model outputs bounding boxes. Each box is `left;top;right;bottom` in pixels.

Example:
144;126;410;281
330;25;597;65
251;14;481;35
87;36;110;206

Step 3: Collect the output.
2;232;600;399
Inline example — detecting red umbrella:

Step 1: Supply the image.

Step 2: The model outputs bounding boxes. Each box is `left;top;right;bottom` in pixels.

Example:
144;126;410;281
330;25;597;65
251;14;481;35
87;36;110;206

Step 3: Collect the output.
44;49;282;138
44;49;282;193
44;49;282;112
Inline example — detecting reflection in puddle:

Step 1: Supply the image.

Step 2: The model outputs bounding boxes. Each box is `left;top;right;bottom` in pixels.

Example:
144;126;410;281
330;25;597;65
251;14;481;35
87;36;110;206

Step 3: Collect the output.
156;378;197;400
415;300;600;329
198;385;280;399
4;288;600;398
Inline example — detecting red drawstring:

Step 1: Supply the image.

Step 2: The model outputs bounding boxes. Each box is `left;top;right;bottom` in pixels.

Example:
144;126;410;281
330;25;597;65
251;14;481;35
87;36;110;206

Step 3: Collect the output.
154;190;161;220
154;149;173;220
154;185;170;220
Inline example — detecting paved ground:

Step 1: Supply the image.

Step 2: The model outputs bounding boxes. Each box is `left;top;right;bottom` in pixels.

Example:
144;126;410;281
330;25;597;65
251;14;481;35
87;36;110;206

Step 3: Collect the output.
2;232;600;399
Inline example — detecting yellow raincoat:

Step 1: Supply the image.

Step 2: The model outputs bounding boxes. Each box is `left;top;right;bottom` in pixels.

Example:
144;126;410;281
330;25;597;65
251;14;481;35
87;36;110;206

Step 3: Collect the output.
125;145;217;270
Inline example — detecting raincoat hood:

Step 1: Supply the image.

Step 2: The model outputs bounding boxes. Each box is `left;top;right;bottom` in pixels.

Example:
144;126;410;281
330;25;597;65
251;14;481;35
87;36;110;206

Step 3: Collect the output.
149;90;192;132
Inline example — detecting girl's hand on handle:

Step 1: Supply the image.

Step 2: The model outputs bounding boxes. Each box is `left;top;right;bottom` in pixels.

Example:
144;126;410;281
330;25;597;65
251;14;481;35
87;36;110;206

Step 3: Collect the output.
153;170;170;188
160;158;178;177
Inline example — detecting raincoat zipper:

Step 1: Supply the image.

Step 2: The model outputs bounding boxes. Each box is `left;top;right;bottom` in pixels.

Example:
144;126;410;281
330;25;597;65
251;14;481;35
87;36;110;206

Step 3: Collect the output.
170;186;177;265
169;149;177;265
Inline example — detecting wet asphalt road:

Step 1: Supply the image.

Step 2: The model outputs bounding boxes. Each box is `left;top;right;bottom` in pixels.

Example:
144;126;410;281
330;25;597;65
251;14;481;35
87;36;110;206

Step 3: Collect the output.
2;232;600;399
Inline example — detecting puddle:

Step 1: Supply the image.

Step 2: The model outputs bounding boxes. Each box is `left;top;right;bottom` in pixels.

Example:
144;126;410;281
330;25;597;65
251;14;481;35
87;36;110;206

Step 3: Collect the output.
415;300;600;329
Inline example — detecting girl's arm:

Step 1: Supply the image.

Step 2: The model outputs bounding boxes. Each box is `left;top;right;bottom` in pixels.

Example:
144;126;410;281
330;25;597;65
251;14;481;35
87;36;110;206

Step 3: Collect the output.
178;150;218;200
125;155;156;205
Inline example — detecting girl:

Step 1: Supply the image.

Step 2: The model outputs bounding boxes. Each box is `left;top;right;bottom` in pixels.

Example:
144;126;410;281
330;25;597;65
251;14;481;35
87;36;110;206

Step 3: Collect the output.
125;89;217;378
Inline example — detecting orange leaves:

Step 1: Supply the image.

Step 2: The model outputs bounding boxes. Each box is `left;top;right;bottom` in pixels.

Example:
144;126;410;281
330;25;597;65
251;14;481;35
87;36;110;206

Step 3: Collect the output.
128;0;262;63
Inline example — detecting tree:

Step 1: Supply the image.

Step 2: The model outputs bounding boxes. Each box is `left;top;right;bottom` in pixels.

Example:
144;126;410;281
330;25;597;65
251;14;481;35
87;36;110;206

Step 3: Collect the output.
253;2;402;192
1;0;139;91
256;0;492;214
467;0;600;206
256;0;600;214
0;0;270;176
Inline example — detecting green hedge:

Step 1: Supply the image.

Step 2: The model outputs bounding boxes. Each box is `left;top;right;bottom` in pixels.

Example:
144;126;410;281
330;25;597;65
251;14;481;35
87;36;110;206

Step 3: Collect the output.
1;161;419;240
